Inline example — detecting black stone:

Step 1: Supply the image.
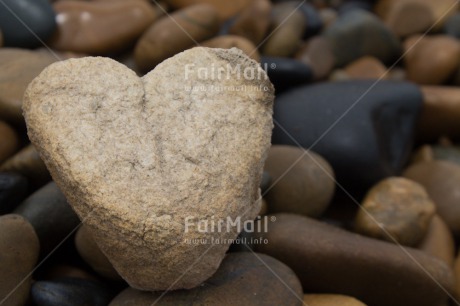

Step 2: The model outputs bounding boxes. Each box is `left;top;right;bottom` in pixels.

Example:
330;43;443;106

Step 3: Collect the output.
14;182;80;256
260;171;271;194
261;56;313;93
0;0;56;48
338;0;374;14
444;14;460;39
32;278;115;306
272;80;423;193
0;172;28;215
298;3;323;38
324;9;401;67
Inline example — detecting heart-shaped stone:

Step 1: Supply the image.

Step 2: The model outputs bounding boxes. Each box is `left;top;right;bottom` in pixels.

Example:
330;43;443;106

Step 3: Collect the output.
23;47;274;290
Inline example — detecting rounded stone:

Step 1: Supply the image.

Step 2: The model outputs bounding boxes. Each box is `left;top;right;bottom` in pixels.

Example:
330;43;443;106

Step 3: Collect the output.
134;4;220;73
109;252;303;306
31;278;115;306
444;13;460;39
262;2;306;57
0;214;39;306
261;56;313;93
417;86;460;142
254;213;454;306
0;144;51;190
264;145;335;217
324;9;401;67
432;145;460;165
417;215;455;267
0;49;56;126
304;294;367;306
165;0;251;21
343;56;387;80
355;177;436;246
49;0;159;54
75;225;122;280
404;35;460;85
295;37;335;80
454;254;460;300
229;0;271;45
14;182;80;256
0;0;56;48
403;160;460;235
201;35;260;62
0;120;19;163
375;0;458;37
0;172;28;215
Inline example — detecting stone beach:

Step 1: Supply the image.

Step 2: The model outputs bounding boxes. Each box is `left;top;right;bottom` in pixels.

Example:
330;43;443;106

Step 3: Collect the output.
1;0;460;305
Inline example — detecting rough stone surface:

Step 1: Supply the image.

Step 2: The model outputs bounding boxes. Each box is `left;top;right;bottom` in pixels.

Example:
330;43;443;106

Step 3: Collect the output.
355;177;436;246
109;253;303;306
23;48;274;291
75;225;122;280
50;0;159;54
254;213;454;306
201;35;260;61
264;145;335;217
0;214;40;306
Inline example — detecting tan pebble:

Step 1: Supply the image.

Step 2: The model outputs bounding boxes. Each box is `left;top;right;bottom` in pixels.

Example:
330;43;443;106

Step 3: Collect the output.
0;214;39;306
375;0;458;37
0;49;55;126
0;144;51;189
304;294;367;306
134;4;220;73
201;35;260;62
75;225;122;280
403;161;460;235
404;35;460;85
165;0;251;21
418;86;460;142
264;145;335;218
262;2;306;57
410;145;435;165
50;0;159;54
343;56;387;80
0;121;19;164
355;177;436;246
296;37;335;80
417;215;455;266
229;0;271;45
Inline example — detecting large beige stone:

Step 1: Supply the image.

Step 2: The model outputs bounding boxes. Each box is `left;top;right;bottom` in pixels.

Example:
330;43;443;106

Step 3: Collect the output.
23;47;274;291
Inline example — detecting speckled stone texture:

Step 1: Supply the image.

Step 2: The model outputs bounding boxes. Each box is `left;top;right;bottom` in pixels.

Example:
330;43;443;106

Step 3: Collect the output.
23;47;274;291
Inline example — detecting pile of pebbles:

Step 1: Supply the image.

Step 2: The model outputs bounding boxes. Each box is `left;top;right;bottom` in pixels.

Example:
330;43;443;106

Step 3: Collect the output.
1;0;460;305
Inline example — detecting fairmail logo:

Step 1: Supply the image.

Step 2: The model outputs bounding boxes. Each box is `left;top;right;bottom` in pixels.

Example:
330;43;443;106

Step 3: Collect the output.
184;215;274;233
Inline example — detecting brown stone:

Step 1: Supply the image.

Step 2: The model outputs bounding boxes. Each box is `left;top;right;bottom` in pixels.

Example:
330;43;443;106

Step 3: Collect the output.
75;225;122;280
410;145;435;165
264;145;335;218
318;8;337;29
454;253;460;300
295;37;335;80
403;161;460;235
23;48;274;290
134;4;220;73
304;294;367;306
165;0;251;21
417;86;460;142
404;35;460;85
343;56;387;80
262;2;306;57
49;0;159;54
254;213;454;306
201;35;260;62
0;49;55;126
229;0;271;45
109;253;303;306
417;215;455;267
0;121;19;164
0;214;39;306
375;0;458;37
0;144;51;189
355;177;436;246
